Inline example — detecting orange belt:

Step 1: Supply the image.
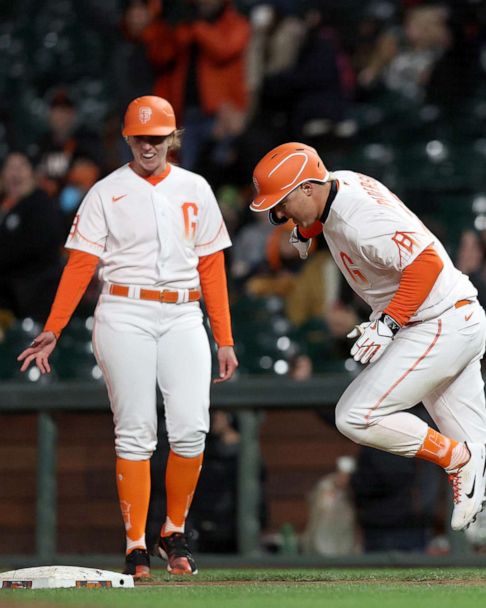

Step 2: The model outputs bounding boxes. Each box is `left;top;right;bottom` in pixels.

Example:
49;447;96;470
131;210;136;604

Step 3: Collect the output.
108;284;200;303
454;299;472;309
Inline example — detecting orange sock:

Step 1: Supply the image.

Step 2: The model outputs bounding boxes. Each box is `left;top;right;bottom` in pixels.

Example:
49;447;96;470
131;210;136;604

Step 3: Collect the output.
116;457;151;554
416;428;469;471
162;450;203;536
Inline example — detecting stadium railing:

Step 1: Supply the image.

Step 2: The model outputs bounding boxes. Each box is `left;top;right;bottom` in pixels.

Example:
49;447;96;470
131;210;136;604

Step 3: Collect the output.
0;375;484;569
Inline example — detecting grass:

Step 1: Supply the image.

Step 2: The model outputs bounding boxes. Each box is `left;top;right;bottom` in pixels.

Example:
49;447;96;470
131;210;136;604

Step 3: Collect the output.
2;568;486;608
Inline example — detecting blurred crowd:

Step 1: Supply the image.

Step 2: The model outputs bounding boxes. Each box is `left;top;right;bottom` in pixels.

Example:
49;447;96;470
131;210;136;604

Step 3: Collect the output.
1;0;486;379
3;0;486;558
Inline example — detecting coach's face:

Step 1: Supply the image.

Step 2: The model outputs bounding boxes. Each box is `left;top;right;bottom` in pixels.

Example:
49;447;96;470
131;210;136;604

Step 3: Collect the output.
271;182;324;228
127;134;173;176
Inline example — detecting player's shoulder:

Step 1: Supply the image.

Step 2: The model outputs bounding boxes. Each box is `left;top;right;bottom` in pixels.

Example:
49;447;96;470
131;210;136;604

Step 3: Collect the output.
331;171;393;226
88;164;133;193
168;164;210;188
333;170;377;190
333;169;359;182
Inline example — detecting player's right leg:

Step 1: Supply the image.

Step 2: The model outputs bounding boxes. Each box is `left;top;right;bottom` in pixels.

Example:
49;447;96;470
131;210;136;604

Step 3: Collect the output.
423;350;486;531
335;301;486;530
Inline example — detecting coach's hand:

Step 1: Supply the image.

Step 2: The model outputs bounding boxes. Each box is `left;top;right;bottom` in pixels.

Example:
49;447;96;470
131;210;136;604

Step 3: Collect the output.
17;331;58;374
213;345;239;384
347;320;394;364
289;227;311;260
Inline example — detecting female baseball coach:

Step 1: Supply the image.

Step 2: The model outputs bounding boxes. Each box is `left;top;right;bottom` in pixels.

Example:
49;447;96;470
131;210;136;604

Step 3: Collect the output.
18;95;238;578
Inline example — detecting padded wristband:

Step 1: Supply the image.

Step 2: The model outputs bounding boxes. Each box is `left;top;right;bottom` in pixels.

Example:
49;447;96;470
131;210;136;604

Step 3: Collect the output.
379;313;401;335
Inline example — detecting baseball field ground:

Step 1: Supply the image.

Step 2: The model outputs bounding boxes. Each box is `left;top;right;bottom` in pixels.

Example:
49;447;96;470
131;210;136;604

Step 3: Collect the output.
1;568;486;607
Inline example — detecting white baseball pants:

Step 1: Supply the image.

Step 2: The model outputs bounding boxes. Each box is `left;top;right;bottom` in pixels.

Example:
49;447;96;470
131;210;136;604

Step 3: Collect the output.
92;295;212;460
336;299;486;455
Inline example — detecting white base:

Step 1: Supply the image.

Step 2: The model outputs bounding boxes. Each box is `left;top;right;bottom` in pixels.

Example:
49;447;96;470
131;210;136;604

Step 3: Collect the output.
0;565;134;589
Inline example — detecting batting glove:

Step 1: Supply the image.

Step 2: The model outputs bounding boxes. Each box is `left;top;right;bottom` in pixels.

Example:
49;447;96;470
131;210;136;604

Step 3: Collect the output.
289;227;311;260
347;315;399;364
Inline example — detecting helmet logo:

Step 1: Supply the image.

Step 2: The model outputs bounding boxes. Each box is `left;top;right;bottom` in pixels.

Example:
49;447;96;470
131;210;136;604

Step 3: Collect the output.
138;106;152;124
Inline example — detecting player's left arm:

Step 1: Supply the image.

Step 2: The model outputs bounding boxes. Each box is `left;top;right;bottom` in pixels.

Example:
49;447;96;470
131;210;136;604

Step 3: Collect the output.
348;246;444;363
198;250;238;383
383;245;444;326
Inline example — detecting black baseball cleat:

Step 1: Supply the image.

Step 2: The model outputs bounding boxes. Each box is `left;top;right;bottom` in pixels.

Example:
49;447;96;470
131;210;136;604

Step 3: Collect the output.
152;532;198;575
123;548;151;580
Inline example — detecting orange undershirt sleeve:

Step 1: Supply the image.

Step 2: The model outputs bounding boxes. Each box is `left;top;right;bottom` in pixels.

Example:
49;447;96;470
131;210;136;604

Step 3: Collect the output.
384;246;444;327
298;220;323;239
197;250;234;347
43;249;100;339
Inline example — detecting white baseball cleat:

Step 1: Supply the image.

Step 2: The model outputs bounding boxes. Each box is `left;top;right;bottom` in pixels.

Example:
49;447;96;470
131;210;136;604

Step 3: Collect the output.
449;442;486;531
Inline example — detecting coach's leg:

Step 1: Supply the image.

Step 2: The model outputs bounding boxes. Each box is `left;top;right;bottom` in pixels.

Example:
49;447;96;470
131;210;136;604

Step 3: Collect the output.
93;299;159;558
156;303;211;538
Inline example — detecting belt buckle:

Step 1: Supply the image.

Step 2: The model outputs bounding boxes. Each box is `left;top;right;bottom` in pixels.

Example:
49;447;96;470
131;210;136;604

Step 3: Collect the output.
160;289;168;302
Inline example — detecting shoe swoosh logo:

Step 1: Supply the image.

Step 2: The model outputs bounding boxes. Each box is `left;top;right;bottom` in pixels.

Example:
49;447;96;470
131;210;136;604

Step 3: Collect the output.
112;194;127;202
465;312;474;321
466;476;476;499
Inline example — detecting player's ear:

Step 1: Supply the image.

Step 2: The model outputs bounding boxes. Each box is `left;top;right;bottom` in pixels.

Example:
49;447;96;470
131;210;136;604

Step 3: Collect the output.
301;182;313;196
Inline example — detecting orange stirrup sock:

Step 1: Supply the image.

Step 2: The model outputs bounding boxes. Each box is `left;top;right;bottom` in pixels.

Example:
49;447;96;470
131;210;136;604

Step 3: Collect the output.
416;428;470;472
116;458;151;554
162;451;204;536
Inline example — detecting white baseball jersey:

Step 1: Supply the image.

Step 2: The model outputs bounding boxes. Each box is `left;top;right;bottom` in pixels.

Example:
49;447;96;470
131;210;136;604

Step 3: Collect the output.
331;171;486;472
66;163;231;288
323;171;477;322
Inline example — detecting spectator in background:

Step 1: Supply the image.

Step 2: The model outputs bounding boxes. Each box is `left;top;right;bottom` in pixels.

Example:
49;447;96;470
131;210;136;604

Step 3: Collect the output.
350;0;398;90
246;2;306;117
0;152;64;324
424;4;479;110
358;4;452;102
231;211;275;287
244;221;309;298
302;455;359;556
112;0;158;114
58;158;101;236
456;229;486;311
36;90;103;199
285;246;341;328
189;410;241;553
260;2;355;140
142;0;250;173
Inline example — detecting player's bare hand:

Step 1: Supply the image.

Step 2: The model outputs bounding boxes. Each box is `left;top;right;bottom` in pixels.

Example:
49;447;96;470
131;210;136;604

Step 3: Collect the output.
213;346;238;383
17;331;58;374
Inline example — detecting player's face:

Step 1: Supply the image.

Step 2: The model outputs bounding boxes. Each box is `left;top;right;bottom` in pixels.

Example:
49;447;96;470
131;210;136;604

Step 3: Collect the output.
271;184;320;228
127;134;172;176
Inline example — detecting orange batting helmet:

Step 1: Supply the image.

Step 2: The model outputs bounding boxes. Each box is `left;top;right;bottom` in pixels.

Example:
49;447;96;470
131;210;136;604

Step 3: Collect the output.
122;96;176;137
250;142;330;212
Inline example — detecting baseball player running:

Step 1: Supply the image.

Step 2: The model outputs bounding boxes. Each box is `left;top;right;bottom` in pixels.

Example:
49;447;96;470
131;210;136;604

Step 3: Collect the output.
18;96;238;578
250;142;486;532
